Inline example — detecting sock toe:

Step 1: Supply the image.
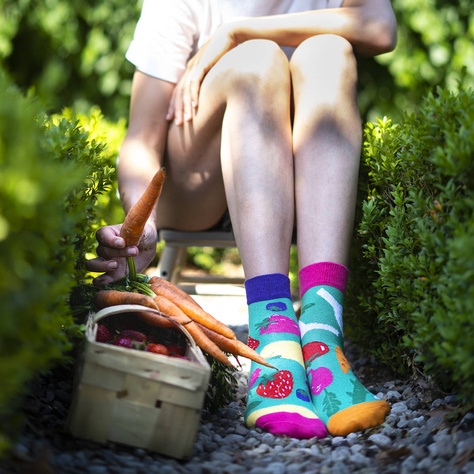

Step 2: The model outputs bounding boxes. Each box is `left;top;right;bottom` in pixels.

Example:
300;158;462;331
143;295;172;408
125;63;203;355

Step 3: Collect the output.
327;400;391;436
256;412;328;439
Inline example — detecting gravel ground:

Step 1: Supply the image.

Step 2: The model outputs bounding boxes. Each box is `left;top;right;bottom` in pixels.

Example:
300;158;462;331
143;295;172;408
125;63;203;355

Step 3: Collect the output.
1;323;473;474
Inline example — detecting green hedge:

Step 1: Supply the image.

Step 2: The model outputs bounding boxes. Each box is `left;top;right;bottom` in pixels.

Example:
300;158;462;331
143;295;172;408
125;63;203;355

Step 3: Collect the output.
0;70;124;452
346;87;474;402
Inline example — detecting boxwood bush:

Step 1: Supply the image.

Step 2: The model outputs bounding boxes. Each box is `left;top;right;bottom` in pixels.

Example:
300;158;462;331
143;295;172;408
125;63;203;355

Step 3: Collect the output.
346;87;474;402
0;70;123;452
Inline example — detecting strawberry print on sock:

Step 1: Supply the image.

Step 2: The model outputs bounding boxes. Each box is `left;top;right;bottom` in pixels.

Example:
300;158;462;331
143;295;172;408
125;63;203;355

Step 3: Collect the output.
256;370;294;399
248;337;259;350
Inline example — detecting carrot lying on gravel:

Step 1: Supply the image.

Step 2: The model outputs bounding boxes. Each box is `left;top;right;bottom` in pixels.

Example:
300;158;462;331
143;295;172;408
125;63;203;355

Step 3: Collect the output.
149;281;236;340
149;295;232;366
120;168;166;247
197;323;276;369
96;290;159;311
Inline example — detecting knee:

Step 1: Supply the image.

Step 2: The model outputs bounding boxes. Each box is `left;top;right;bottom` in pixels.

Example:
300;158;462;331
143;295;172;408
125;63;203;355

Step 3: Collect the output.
290;34;357;84
217;39;290;95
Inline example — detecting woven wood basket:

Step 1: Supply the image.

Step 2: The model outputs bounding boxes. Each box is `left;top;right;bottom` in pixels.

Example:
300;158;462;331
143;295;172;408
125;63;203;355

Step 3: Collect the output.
66;304;211;459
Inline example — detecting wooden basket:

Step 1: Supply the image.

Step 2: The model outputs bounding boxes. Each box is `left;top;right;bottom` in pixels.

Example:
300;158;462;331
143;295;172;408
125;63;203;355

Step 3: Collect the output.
66;304;211;460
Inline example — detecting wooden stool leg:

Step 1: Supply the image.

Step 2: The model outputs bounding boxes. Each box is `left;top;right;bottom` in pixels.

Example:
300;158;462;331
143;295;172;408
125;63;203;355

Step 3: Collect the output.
157;245;186;282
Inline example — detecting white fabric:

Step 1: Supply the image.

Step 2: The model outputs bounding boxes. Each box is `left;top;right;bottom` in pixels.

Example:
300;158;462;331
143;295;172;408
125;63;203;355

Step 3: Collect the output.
126;0;344;83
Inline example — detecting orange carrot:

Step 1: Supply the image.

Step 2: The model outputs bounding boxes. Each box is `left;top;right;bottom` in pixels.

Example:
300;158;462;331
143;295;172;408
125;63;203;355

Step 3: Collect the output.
149;282;236;340
129;311;176;329
96;290;159;310
197;323;276;369
148;276;202;307
120;168;166;247
151;296;232;366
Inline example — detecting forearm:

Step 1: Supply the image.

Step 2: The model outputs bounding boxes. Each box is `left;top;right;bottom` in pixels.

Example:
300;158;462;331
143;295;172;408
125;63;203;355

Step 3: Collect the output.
117;139;163;230
231;2;397;56
118;71;174;228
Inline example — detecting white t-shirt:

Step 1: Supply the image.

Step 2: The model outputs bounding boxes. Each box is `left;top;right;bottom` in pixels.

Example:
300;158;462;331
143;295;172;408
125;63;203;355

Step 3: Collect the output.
126;0;344;83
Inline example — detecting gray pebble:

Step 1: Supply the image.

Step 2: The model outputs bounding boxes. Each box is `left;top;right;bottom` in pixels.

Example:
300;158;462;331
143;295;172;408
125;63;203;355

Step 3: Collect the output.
386;390;402;401
331;447;351;463
261;432;275;446
368;433;392;449
331;436;347;448
461;412;474;427
397;418;410;429
401;455;418;473
431;398;445;409
445;395;458;405
391;401;408;416
87;467;110;474
331;461;351;474
266;462;287;474
417;457;433;471
462;461;474;473
211;451;234;463
428;437;455;459
406;396;421;411
223;433;246;446
351;452;369;468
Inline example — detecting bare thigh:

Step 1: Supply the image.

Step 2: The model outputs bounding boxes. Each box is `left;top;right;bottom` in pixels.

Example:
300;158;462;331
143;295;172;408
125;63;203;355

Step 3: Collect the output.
155;39;292;232
155;58;233;231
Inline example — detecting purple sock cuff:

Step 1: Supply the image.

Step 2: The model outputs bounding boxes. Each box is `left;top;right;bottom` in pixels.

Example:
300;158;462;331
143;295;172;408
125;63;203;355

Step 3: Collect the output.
299;262;349;297
245;273;292;305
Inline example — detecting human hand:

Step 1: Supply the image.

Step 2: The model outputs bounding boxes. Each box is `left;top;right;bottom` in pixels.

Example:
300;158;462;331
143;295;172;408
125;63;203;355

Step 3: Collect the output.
86;222;158;287
166;23;238;125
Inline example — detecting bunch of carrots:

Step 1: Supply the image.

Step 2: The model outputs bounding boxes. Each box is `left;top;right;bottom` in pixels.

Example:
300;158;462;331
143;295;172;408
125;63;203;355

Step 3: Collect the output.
95;168;274;369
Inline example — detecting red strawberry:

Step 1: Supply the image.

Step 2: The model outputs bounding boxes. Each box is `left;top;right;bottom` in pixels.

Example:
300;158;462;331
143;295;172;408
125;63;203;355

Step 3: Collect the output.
146;344;169;355
256;370;294;399
247;337;259;350
166;344;185;356
96;325;112;343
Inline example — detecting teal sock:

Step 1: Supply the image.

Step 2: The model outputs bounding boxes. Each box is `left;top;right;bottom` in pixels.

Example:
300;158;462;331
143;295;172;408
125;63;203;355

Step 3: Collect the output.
244;273;327;439
299;262;390;436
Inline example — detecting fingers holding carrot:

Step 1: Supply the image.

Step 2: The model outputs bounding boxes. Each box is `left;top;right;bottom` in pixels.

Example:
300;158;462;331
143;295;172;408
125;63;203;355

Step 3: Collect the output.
87;223;158;287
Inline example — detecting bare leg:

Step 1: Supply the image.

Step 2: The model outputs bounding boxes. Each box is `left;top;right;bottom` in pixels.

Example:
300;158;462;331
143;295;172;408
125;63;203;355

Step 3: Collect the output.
219;41;294;279
162;40;294;279
290;34;361;268
290;35;391;436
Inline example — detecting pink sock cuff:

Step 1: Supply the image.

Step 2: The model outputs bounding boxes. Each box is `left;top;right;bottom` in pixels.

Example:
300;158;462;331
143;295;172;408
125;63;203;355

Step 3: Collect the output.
299;262;349;297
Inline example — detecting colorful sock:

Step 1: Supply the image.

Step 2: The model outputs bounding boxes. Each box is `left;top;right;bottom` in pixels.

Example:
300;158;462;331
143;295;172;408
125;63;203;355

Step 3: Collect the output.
244;273;327;439
299;262;390;436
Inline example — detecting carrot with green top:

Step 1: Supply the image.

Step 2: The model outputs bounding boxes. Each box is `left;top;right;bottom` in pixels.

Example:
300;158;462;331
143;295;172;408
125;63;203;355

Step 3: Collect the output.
148;276;202;307
150;281;236;340
119;168;166;280
95;290;159;310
